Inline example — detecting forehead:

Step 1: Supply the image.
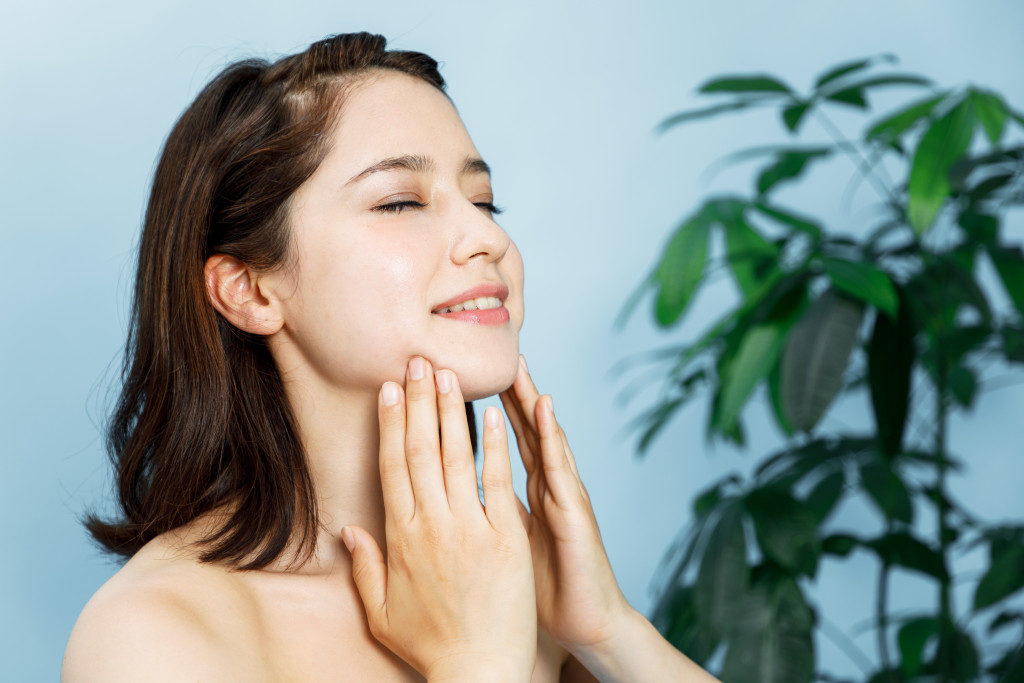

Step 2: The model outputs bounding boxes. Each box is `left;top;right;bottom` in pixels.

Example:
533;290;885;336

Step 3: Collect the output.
325;71;477;174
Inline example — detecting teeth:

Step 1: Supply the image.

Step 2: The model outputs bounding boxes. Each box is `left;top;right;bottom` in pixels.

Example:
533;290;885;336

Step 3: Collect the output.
436;296;503;314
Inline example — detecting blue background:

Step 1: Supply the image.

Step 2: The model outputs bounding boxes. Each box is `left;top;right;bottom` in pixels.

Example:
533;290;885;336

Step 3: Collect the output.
3;1;1023;679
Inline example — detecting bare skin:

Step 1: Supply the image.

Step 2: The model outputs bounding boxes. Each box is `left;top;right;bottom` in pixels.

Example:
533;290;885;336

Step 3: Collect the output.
63;69;574;681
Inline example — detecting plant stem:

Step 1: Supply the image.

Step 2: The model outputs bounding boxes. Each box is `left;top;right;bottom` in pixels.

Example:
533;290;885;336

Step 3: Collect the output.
935;362;954;681
877;558;891;669
812;108;899;208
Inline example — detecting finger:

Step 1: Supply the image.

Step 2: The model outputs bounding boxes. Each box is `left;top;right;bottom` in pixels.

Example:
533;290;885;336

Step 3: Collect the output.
499;389;538;474
516;356;582;483
435;368;483;516
554;422;581;481
512;355;544;435
341;525;388;638
535;395;578;510
480;405;517;528
404;356;448;514
378;381;414;522
514;492;531;533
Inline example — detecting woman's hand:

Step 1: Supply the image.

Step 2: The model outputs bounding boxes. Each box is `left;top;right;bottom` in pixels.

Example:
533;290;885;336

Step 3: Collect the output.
342;356;537;682
498;355;633;654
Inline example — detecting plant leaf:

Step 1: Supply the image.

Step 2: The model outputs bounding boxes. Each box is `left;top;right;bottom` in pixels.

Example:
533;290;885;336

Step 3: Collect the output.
756;148;832;196
868;288;916;457
698;74;793;95
715;324;786;435
654;211;711;326
745;486;822;576
989;245;1024;319
782;100;811;133
907;96;976;233
969;87;1008;145
779;289;865;432
822;257;898;317
865;532;948;581
804;470;846;524
859;460;914;524
974;542;1024;610
655;100;762;135
898;616;939;677
813;54;896;91
722;210;781;299
719;576;815;683
695;504;749;632
751;200;824;238
865;92;947;142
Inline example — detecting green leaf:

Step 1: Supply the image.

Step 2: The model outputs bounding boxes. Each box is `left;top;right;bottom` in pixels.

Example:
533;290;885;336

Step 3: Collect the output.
715;324;786;434
822;257;898;317
719;576;815;683
866;532;948;581
860;460;914;524
650;584;722;665
898;616;939;678
969;87;1008;145
655;100;763;135
824;87;868;109
868;289;915;457
990;245;1024;319
813;54;896;90
907;97;976;233
698;74;793;95
751;201;824;238
974;542;1024;610
745;486;822;576
695;505;749;632
948;364;978;408
756;149;832;196
779;290;865;432
722;211;781;299
822;533;859;557
865;92;947;142
804;470;845;524
782;101;811;133
767;357;796;436
654;211;711;326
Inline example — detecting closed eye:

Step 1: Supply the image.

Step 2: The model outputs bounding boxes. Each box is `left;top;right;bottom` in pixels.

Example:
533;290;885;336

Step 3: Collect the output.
372;200;504;215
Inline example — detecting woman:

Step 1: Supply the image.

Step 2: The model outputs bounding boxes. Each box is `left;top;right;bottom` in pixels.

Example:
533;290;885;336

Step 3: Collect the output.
61;31;718;681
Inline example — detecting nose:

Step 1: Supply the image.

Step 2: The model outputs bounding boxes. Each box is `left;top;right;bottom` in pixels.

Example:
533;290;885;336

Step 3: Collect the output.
449;194;510;264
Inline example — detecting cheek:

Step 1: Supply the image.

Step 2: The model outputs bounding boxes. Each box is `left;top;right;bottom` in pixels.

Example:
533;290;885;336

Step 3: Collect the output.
285;235;432;379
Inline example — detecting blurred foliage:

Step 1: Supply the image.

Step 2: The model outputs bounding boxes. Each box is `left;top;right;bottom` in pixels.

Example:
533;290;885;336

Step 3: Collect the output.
612;53;1024;682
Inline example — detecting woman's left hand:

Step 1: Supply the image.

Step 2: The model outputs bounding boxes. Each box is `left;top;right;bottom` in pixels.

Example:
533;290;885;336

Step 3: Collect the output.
498;355;633;654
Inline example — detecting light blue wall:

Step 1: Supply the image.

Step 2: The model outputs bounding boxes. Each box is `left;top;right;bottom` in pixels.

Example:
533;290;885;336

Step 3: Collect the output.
3;1;1022;679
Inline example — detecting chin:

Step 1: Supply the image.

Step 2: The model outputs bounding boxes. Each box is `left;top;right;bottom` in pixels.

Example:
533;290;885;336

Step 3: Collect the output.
445;356;519;402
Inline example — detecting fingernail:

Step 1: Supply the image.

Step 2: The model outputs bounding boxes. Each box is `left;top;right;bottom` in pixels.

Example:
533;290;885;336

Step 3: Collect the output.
519;355;527;373
341;526;355;552
382;382;399;406
485;406;500;428
436;370;452;393
410;357;425;380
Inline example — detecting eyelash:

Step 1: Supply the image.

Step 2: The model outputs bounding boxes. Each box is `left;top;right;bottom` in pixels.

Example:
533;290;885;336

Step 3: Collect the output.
372;200;505;216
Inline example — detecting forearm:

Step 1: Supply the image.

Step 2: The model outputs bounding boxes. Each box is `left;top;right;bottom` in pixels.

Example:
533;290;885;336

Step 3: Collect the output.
566;607;719;682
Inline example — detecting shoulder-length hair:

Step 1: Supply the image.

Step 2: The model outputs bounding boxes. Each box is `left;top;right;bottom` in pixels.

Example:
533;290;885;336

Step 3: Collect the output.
82;31;479;571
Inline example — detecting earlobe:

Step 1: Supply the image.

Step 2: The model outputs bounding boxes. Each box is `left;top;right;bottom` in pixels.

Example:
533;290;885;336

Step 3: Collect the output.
203;253;283;335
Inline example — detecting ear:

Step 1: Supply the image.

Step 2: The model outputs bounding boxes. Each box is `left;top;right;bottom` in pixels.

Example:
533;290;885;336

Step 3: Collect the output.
203;253;284;335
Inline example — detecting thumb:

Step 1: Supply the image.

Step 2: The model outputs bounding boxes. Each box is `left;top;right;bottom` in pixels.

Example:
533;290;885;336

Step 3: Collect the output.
342;525;387;631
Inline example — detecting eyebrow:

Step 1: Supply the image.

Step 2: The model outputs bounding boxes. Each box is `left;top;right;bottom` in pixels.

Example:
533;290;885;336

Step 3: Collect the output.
344;153;492;187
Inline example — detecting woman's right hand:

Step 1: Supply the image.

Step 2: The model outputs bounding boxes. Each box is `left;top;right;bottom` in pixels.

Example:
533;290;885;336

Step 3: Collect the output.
340;355;538;682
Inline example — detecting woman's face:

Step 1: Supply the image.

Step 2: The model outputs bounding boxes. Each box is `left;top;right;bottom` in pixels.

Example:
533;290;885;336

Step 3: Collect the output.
268;70;524;402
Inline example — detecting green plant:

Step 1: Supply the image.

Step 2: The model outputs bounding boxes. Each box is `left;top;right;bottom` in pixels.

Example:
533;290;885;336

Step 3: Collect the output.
613;54;1024;682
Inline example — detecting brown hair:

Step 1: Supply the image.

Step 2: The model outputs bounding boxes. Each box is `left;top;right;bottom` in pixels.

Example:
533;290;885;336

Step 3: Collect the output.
81;31;480;571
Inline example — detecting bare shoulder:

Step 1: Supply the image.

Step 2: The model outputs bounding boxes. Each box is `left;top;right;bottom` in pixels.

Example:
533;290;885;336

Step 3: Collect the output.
62;534;264;681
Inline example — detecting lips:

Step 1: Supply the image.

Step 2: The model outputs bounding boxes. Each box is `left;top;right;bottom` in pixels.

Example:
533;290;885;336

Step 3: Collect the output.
431;282;510;313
